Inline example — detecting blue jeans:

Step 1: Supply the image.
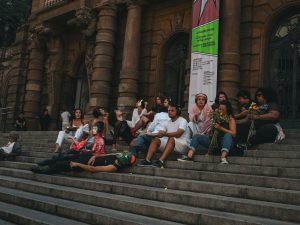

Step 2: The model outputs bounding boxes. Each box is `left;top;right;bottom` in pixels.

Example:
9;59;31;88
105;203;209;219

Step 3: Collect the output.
190;134;233;153
130;135;153;155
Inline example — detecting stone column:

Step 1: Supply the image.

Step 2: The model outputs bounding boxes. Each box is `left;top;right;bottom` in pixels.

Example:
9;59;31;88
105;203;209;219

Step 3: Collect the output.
218;0;241;103
23;41;44;130
117;1;142;114
89;3;117;109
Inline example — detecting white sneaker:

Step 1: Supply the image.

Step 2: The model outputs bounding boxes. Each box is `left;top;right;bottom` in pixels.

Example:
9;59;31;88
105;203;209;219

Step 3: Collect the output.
220;157;229;164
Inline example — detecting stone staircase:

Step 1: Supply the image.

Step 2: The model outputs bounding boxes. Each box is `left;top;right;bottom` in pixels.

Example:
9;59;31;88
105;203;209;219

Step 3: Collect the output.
0;131;299;225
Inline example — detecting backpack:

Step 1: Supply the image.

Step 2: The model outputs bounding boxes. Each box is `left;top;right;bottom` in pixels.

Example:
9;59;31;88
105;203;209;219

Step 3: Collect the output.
115;151;136;168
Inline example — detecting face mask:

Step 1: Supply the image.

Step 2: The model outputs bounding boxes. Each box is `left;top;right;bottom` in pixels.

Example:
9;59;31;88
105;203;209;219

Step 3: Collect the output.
92;127;98;135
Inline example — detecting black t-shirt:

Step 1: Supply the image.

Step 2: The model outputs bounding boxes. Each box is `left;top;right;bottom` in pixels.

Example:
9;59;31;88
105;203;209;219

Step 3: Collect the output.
239;102;251;113
151;105;165;114
93;155;132;172
254;102;280;129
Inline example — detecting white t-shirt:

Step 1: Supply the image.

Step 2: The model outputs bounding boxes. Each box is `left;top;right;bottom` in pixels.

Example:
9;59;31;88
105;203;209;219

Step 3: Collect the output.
127;108;147;128
1;142;15;154
162;117;190;142
61;111;71;124
147;112;170;134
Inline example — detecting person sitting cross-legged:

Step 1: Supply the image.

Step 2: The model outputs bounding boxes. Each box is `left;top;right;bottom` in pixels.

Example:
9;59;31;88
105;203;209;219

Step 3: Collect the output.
178;101;236;164
138;102;190;168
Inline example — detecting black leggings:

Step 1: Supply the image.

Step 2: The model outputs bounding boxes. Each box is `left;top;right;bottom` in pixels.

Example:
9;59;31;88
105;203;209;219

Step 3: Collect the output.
249;124;278;146
45;152;93;174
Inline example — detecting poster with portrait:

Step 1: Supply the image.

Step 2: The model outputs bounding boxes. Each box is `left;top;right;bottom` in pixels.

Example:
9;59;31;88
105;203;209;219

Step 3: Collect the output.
189;0;220;113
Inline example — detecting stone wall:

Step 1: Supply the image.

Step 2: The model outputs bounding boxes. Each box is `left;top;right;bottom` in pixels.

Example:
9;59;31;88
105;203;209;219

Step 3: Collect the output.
139;0;192;111
0;25;30;131
240;0;300;96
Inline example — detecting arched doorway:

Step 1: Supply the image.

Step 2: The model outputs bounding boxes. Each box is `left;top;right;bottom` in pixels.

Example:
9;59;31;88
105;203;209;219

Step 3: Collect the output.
268;11;300;126
161;33;189;106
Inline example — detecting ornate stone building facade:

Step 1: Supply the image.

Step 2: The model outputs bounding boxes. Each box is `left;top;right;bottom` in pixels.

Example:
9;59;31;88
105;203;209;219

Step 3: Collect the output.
1;0;300;130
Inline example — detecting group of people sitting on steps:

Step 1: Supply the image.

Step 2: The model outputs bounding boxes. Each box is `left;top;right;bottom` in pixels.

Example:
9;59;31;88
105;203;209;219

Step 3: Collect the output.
30;87;284;174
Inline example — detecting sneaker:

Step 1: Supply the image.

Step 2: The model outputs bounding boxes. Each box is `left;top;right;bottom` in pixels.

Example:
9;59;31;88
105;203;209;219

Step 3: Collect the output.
138;159;153;167
152;160;165;168
177;155;193;162
220;157;229;164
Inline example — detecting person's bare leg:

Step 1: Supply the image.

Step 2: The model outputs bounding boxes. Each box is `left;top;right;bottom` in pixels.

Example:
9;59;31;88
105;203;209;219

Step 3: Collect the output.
54;143;61;153
159;138;175;162
134;119;144;131
221;151;228;158
146;137;161;161
187;150;195;158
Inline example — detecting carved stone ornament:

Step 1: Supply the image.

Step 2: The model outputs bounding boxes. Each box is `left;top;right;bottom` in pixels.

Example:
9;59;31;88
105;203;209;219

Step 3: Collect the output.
85;39;95;91
28;23;58;49
66;7;97;37
175;14;183;29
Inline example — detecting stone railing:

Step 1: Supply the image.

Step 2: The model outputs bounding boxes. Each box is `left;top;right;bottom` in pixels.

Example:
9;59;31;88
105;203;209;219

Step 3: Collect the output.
43;0;68;8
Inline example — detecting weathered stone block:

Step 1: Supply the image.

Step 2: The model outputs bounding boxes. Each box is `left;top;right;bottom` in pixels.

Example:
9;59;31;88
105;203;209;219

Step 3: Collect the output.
26;83;41;92
251;38;262;54
250;54;260;71
94;44;114;55
92;68;112;82
118;79;138;93
90;81;111;94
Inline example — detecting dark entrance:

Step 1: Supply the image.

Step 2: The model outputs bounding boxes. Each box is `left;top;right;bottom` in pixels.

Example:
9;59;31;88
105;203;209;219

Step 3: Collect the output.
162;33;189;107
75;58;89;112
268;12;300;127
60;57;89;114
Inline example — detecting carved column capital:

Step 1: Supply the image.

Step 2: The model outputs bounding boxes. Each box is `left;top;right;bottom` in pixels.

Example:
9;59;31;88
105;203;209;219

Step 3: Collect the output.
29;23;59;49
126;0;146;9
95;0;118;10
66;7;97;37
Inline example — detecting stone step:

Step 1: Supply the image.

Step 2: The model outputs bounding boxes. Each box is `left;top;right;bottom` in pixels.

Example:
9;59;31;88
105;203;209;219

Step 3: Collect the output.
1;167;299;206
244;150;300;159
0;202;89;225
20;146;64;153
1;161;300;191
192;155;300;168
21;151;56;158
282;139;300;145
0;218;17;225
13;155;300;178
257;144;300;151
165;161;300;178
0;161;33;170
16;156;47;163
0;181;298;224
127;166;300;190
21;139;54;143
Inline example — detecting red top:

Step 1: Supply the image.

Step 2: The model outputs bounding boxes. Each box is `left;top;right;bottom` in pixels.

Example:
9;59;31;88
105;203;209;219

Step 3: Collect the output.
71;139;87;152
92;134;106;155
